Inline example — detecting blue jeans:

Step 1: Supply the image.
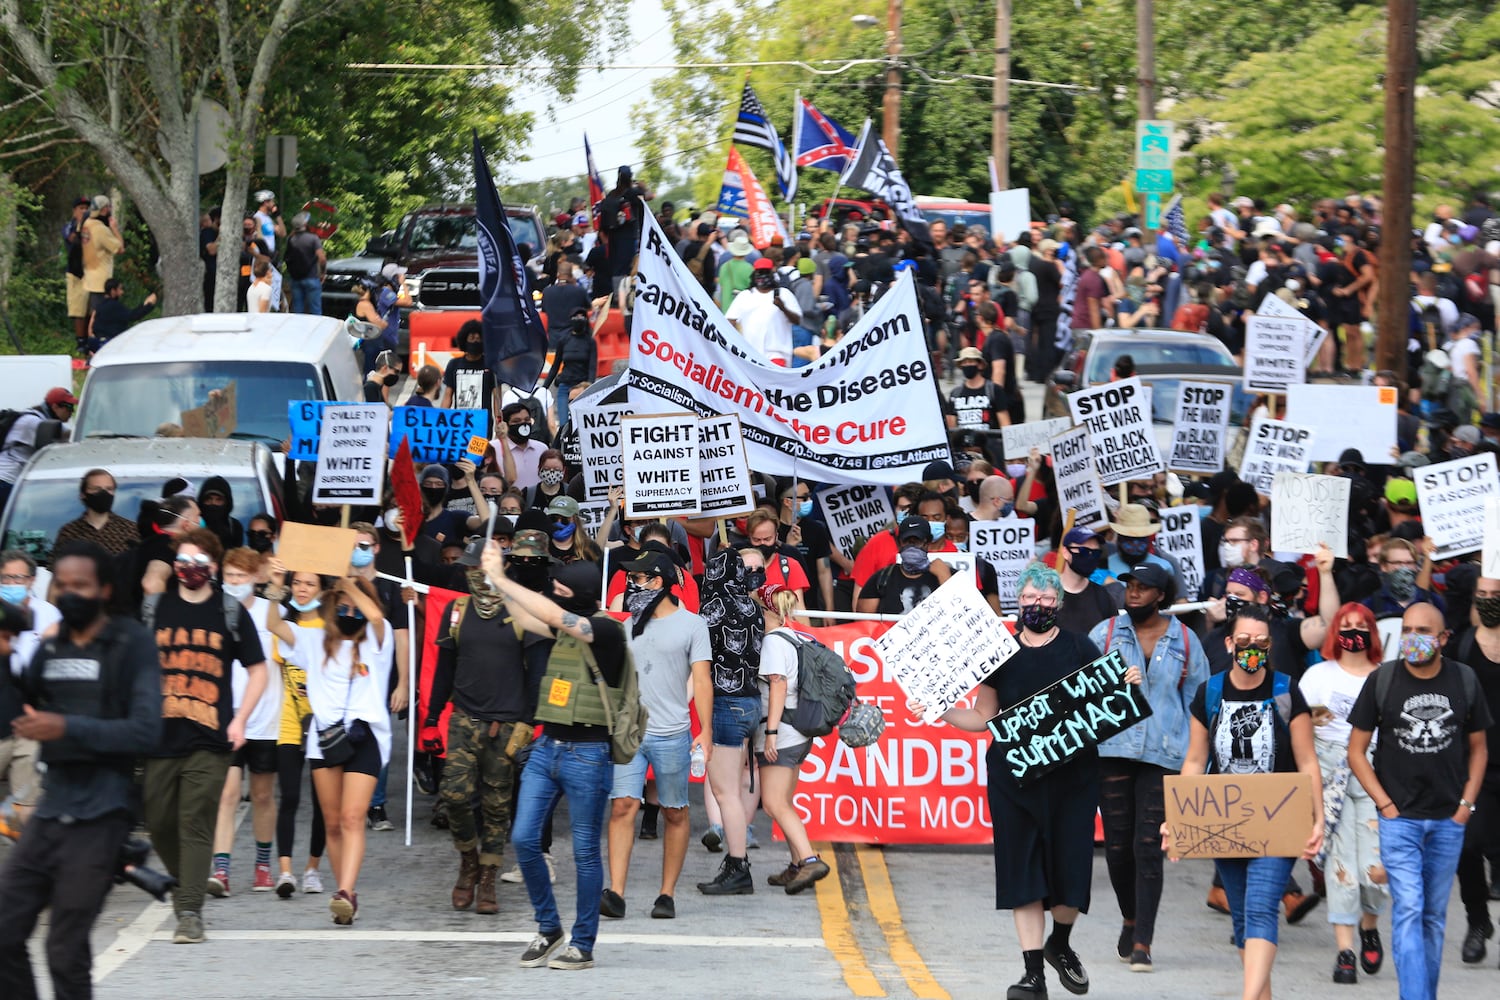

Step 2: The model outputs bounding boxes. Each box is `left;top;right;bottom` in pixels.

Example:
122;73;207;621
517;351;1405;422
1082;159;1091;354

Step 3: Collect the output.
711;694;761;747
290;276;322;315
1216;855;1296;948
370;764;388;808
513;736;612;953
610;730;691;809
1380;815;1467;1000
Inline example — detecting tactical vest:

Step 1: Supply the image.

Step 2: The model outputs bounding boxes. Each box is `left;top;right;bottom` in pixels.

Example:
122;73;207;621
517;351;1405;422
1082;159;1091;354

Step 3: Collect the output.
27;624;130;766
534;617;617;730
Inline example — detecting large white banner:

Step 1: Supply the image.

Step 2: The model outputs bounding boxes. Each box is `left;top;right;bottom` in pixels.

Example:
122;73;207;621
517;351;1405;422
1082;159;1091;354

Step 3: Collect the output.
627;212;949;484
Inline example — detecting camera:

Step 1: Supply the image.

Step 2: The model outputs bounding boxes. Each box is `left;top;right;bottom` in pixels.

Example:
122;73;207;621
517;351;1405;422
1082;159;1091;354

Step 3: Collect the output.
116;836;178;901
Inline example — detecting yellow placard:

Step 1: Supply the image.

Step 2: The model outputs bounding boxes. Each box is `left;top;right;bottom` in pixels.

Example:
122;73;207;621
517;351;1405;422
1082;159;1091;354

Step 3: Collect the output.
547;677;573;708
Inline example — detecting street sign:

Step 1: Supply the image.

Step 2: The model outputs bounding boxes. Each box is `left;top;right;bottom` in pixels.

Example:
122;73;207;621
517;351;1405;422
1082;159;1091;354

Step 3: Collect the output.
1135;169;1173;194
1145;194;1162;229
1135;120;1174;195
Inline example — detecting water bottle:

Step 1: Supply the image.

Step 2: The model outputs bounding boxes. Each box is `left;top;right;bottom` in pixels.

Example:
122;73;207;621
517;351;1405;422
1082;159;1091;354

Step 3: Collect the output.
690;744;706;779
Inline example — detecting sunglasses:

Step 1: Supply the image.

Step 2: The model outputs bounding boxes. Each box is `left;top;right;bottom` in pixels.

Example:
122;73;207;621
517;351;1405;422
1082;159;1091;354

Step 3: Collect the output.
1231;636;1270;650
355;541;375;552
175;553;211;566
628;572;660;586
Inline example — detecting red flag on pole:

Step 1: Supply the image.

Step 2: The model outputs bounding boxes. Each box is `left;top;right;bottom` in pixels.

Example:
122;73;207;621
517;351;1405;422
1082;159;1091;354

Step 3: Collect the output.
391;437;422;548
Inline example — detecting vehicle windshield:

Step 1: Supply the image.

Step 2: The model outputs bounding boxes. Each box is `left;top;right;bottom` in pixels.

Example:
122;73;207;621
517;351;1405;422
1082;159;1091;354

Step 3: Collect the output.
75;361;319;442
404;214;541;256
1083;339;1236;384
920;208;993;232
1139;378;1253;426
2;473;264;566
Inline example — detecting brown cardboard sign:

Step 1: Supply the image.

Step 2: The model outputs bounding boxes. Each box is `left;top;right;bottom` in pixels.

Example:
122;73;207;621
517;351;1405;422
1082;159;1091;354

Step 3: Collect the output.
181;382;238;438
278;522;358;578
1164;773;1315;859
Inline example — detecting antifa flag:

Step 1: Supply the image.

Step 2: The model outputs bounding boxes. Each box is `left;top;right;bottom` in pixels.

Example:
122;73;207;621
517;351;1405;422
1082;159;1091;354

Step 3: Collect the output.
840;119;935;258
472;133;548;394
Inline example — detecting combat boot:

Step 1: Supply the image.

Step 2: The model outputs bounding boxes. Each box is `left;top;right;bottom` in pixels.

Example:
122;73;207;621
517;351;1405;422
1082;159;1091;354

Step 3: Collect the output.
697;855;754;895
452;848;480;910
475;865;499;915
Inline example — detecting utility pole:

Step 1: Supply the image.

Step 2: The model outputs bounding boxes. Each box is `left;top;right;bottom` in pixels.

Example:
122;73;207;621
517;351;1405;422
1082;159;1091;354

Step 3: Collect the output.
992;0;1010;191
1376;0;1416;376
883;0;903;159
1136;0;1156;118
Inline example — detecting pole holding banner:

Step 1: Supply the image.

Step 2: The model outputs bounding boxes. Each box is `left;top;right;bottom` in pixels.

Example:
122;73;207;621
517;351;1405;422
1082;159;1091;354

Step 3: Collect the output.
404;554;417;848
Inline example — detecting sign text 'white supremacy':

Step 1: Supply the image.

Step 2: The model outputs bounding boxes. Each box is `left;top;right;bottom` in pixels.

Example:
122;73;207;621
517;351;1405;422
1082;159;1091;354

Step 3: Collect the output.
626;211;948;484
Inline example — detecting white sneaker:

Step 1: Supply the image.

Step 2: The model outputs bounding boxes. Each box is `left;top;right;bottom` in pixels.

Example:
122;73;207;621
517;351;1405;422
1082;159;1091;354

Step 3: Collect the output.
500;854;556;884
301;869;324;894
275;871;297;899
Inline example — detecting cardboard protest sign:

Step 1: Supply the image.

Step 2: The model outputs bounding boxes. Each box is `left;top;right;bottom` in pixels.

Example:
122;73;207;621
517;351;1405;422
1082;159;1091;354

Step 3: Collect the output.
874;572;1019;724
1417;453;1500;559
1285;384;1398;463
312;405;387;504
970;518;1036;612
1001;417;1073;461
1065;376;1163;486
1243;313;1306;393
622;412;700;518
1050;425;1107;528
181;382;238;438
279;522;360;577
1239;416;1315;496
1157;507;1206;601
1270;473;1350;558
576;400;634;501
696;414;756;517
987;650;1153;784
1164;773;1316;859
817;484;895;559
288;400;336;462
1167;381;1231;474
387;406;487;464
931;550;976;577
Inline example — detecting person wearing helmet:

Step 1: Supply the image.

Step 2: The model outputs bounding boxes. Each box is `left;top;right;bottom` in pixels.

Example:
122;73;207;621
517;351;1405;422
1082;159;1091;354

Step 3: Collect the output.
253;190;285;254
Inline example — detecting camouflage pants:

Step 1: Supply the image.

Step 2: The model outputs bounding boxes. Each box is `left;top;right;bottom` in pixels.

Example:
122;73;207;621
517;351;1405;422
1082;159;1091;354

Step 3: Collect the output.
440;713;523;866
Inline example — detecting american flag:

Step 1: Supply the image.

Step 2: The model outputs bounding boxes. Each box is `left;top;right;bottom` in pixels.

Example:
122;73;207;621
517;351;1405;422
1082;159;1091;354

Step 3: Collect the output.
1163;194;1189;247
733;82;796;201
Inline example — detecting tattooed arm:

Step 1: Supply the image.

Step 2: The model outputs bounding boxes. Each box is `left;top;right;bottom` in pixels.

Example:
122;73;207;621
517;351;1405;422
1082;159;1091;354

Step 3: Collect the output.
481;539;600;643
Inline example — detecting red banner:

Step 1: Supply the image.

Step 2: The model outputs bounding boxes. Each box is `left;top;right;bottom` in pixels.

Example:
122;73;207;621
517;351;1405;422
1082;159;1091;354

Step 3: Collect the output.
727;146;788;250
417;586;467;756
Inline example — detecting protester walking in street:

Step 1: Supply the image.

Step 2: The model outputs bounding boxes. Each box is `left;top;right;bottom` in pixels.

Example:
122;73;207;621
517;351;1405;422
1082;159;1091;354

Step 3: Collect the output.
1449;575;1500;965
266;570;328;897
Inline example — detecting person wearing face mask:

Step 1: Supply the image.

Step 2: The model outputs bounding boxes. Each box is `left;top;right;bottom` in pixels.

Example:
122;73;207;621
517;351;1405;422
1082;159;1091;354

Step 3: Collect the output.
1173;603;1324;1000
544;495;598;566
945;346;1012;433
55;467;140;556
605;523;699;612
244;513;278;557
1089;562;1209;972
442;320;498;425
362;349;403;407
744;511;810;608
1105;504;1186;600
543;307;597;431
857;516;954;616
417;465;469;546
911;563;1137;1000
526;450;570;511
499;402;549;491
347;523;412;834
1362;538;1444;619
1347;601;1492;1000
0;551;61;832
725;257;802;365
140;530;268;945
776;484;836;619
1054;527;1122;635
1206;547;1341;683
974;475;1018;522
198;477;244;551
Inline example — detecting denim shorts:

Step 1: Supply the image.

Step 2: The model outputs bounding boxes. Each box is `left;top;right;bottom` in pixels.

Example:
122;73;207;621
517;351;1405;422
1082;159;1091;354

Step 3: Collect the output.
712;695;762;747
610;730;691;808
756;740;813;770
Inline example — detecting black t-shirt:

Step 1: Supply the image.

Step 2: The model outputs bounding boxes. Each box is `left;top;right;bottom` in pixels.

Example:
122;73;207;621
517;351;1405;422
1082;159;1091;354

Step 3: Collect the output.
540;282;591;335
1452;630;1500;778
198;227;217;281
983;629;1102;765
778;518;832;608
285;231;322;281
153;589;265;756
442;356;497;421
544;614;627;742
869;565;941;615
1056;581;1119;637
946;380;1009;431
1191;670;1309;775
1348;658;1493;818
981;329;1021;403
362;379;385;404
436;599;529;721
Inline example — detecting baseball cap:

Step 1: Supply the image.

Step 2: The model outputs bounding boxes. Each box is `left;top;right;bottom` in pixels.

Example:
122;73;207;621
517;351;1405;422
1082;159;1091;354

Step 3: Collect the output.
1454;425;1481;445
752;258;775;271
380;262;408;281
1062;526;1099;548
797;258;816;275
457;536;486;567
1385;478;1417;505
545;495;580;519
897;516;930;544
90;195;111;213
1120;563;1172;592
957;346;985;363
253;189;275;205
45;387;78;408
620;547;676;581
921;459;956;482
509;529;553;560
573;212;589;227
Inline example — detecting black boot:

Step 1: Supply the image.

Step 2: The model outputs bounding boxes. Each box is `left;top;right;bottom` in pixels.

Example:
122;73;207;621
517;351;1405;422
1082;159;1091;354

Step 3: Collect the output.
697;856;754;895
1007;971;1047;999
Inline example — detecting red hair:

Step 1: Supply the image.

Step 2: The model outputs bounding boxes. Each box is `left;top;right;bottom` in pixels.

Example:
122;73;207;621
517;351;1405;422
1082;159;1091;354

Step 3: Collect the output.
1321;601;1382;663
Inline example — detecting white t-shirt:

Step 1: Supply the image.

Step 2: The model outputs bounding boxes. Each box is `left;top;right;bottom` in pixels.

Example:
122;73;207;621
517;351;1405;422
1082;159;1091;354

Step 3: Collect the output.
725;287;801;364
1298;660;1376;747
1446;333;1480;375
246;280;273;314
756;626;808;752
231;598;282;742
254;209;278;253
288;621;395;765
10;598;61;673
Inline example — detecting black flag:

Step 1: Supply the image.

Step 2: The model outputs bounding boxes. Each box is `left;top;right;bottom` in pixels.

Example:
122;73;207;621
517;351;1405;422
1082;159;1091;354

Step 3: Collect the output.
472;133;548;394
840;120;935;258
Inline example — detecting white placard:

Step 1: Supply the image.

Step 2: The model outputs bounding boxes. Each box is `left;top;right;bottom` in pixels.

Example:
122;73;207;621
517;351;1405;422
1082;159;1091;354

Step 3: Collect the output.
696;413;756;517
817;483;895;559
931;550;976;577
1168;381;1231;474
1414;453;1500;559
1484;497;1500;578
1001;417;1073;461
1244;313;1306;393
874;571;1020;723
1257;295;1329;367
1050;424;1107;528
989;188;1032;245
1065;376;1164;486
1239;416;1316;496
971;518;1037;612
622;412;701;518
575;499;611;540
1285;384;1400;463
312;405;387;504
576;399;634;501
1157;507;1206;601
1270;472;1350;558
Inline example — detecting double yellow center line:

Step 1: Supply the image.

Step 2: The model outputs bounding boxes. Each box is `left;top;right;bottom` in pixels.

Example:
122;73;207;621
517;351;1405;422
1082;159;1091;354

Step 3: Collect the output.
814;841;950;999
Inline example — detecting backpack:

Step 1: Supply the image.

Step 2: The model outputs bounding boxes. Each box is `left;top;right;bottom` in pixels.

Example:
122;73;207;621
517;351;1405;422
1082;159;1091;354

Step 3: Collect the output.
1202;670;1293;774
0;408;29;447
767;630;857;739
142;586;241;644
1369;655;1480;729
580;630;647;765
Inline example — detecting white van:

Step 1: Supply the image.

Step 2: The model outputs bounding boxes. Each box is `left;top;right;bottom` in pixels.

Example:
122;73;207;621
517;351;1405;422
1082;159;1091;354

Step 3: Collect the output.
71;313;364;445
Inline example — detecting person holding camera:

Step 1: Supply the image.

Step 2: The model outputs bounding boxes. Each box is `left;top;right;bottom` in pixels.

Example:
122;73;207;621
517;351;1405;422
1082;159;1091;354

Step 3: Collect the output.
0;542;163;1000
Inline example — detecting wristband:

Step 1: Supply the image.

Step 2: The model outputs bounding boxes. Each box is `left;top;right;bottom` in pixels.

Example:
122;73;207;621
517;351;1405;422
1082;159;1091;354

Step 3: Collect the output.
1377;801;1392;812
764;729;778;735
1460;798;1477;813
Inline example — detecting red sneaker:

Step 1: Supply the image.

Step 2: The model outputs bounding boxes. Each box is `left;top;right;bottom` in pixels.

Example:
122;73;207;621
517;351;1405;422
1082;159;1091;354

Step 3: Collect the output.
252;863;273;892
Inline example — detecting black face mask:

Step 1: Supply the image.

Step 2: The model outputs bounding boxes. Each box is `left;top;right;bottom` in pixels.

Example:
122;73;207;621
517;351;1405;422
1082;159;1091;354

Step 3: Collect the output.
335;615;365;637
464;339;483;357
755;544;778;562
202;505;229;525
570;317;589;336
82;490;114;514
421;486;448;508
959;365;982;380
382;373;399;386
508;423;532;443
743;568;767;592
507;560;550;593
56;591;102;630
753;275;777;290
246;530;274;553
1125;602;1158;624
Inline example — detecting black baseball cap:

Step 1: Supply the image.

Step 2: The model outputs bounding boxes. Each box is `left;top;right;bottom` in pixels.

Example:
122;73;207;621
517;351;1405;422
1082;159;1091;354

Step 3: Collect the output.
1120;563;1172;593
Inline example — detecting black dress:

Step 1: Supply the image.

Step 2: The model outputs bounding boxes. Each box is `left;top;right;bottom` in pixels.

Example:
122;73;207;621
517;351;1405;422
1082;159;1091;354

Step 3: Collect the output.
982;628;1102;910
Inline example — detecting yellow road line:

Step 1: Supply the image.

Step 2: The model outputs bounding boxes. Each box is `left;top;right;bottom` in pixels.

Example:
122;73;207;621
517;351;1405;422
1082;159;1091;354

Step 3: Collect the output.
814;841;885;997
856;844;951;1000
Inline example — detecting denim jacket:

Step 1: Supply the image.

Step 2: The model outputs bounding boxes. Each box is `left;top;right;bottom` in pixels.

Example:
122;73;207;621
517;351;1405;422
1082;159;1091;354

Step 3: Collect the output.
1088;612;1210;771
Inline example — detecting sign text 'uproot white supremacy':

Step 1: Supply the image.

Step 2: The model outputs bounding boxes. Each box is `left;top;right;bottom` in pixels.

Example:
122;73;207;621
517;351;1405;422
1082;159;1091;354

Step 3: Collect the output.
625;211;948;485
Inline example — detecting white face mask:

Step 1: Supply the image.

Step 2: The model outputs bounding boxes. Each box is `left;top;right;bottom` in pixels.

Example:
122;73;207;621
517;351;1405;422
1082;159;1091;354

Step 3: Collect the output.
1219;541;1247;568
223;581;255;600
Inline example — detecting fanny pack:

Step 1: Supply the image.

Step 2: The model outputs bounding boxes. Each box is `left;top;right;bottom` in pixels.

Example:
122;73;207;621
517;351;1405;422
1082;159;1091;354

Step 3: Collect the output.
317;667;372;766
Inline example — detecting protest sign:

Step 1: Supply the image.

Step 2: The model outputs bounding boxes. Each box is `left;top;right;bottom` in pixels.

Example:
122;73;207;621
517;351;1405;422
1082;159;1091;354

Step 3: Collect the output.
1164;773;1315;859
1065;376;1163;486
576;399;634;500
1050;424;1107;528
696;414;756;517
970;518;1036;612
181;382;237;438
1285;384;1398;463
1001;417;1073;461
279;522;360;577
1239;416;1315;496
1243;312;1306;393
1485;498;1500;578
987;650;1153;785
628;211;948;486
1167;381;1231;474
288;400;336;462
1157;507;1206;600
1416;453;1500;559
1270;473;1350;558
387;406;488;464
312;405;387;504
574;499;612;540
931;550;976;578
874;572;1019;724
622;412;701;518
1259;292;1328;366
817;484;895;559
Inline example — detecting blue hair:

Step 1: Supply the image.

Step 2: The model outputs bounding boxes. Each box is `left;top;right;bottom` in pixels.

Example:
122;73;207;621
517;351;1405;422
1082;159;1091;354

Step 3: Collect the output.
1016;561;1063;604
